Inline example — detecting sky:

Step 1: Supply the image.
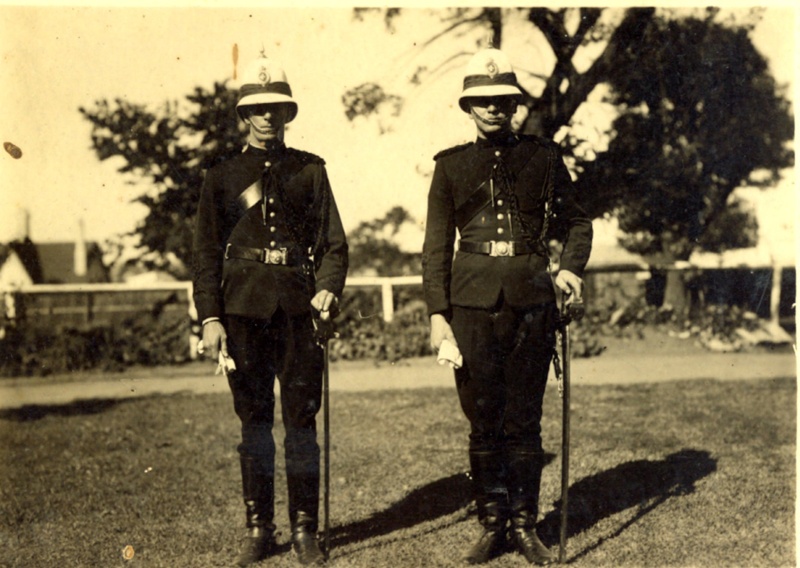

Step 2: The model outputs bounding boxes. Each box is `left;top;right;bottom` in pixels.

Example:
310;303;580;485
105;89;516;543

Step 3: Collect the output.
0;3;796;248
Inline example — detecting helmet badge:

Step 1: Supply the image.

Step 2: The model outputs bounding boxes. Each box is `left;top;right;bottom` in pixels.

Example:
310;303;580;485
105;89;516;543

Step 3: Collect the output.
258;65;271;86
486;59;499;78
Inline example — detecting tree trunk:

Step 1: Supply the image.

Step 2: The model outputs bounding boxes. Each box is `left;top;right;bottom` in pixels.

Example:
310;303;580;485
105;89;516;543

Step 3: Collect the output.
662;269;689;315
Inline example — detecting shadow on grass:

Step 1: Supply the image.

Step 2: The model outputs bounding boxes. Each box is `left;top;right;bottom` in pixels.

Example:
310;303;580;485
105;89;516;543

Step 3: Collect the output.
326;453;557;553
539;448;717;561
0;396;148;422
329;471;473;549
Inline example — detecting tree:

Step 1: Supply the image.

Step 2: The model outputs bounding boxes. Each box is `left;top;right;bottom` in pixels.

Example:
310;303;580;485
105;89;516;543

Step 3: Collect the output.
347;8;794;312
79;82;245;276
346;206;422;277
576;16;794;310
346;7;657;139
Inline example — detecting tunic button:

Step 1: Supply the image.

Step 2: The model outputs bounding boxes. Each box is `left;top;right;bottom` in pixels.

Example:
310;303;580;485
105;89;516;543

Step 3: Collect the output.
270;226;277;233
264;161;271;168
268;197;275;204
497;227;505;235
495;151;501;157
497;213;504;220
269;211;276;218
270;241;277;247
497;199;504;206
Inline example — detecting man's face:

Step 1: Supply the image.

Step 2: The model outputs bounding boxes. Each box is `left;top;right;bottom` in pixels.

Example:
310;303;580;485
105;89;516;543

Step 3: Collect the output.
468;96;518;138
243;103;290;145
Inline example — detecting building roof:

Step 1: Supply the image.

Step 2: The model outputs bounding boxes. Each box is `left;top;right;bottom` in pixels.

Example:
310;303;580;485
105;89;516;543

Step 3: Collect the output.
6;240;108;284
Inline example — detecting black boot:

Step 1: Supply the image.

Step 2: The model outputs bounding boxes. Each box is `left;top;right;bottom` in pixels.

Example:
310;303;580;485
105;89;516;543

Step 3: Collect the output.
236;457;276;567
466;450;509;564
288;470;324;565
508;450;555;566
291;510;325;565
466;500;508;564
510;510;555;565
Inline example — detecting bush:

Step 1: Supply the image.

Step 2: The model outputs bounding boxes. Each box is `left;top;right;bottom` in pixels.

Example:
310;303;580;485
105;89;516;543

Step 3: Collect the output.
571;296;767;353
329;288;434;362
0;313;190;378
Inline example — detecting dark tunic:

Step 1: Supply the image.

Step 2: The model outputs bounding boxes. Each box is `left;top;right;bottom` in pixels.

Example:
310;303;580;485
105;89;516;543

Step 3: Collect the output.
192;142;348;323
422;134;592;316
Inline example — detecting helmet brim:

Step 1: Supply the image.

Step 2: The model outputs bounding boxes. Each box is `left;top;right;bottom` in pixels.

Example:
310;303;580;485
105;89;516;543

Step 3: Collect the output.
236;94;298;122
458;85;522;113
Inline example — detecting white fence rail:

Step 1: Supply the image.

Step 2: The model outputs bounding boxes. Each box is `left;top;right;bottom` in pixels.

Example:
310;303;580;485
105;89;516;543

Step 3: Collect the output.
0;264;792;327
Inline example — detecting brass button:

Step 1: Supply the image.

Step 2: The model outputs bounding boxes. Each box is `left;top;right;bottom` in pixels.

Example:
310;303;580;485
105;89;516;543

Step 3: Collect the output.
268;197;275;204
497;199;504;206
269;211;276;218
497;213;504;220
497;227;505;235
270;241;277;247
270;226;277;233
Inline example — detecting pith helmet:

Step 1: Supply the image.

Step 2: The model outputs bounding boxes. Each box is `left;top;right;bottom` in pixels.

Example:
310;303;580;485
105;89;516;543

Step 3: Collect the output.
458;48;522;113
236;57;298;122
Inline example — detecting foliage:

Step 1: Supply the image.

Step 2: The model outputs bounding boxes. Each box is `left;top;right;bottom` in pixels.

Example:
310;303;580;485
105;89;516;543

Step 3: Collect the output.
329;287;433;362
577;16;794;262
346;206;423;277
0;314;190;377
79;83;246;275
1;376;794;566
572;296;767;354
347;8;793;315
346;7;657;139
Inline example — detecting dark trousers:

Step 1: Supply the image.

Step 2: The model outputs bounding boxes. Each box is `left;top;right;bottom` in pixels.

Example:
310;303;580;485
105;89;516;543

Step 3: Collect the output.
225;310;323;524
451;298;556;454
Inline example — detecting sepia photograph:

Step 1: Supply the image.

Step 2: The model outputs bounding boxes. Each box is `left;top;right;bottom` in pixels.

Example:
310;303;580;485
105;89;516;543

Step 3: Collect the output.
0;2;796;567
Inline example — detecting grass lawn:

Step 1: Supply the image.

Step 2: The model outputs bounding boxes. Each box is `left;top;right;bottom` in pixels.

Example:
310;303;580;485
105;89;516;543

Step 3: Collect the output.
0;376;795;567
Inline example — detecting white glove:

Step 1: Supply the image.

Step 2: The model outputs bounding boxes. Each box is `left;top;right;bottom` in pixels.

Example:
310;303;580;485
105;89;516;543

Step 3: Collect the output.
216;351;237;376
437;339;463;369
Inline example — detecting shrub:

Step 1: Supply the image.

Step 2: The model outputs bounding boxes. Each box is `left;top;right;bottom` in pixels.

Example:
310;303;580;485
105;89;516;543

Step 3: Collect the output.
0;313;190;378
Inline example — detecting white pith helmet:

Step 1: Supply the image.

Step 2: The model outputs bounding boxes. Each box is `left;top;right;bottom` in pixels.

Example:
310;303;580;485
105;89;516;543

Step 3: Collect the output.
236;57;298;122
458;48;522;113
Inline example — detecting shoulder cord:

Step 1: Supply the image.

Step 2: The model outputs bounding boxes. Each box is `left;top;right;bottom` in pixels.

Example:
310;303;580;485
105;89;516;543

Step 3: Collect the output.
493;155;530;242
540;146;557;247
494;145;557;246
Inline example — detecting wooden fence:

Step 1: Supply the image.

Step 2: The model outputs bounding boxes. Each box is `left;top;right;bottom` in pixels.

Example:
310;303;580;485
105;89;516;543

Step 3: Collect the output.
0;264;794;332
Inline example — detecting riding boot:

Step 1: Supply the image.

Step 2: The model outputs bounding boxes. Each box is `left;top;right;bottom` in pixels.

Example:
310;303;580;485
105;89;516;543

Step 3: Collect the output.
287;471;325;565
236;456;276;567
465;450;509;564
508;450;555;566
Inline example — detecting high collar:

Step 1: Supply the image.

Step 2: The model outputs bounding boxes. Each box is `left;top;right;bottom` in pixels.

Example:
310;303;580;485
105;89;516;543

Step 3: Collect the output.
474;133;520;149
244;140;287;157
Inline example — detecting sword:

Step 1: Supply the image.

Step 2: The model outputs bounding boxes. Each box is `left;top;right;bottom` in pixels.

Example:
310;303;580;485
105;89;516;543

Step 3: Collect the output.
558;295;584;564
313;311;338;560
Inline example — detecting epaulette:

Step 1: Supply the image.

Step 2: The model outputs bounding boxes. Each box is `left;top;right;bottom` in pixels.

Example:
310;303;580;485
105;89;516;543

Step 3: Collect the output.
287;147;326;166
433;142;473;161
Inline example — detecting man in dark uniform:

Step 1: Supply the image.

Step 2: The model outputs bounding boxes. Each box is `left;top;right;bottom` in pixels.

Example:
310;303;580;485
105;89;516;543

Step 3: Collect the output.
192;55;348;566
422;48;592;565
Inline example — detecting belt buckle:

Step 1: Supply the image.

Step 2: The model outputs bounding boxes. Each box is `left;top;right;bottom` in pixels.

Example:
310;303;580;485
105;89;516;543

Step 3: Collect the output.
264;247;288;265
489;240;514;257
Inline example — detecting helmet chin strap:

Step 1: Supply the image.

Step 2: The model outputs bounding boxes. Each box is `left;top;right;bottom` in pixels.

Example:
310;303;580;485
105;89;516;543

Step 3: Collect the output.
472;111;512;130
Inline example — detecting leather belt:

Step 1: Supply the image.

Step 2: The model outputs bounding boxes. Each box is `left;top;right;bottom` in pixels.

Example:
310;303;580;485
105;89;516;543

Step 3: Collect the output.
459;239;547;257
225;243;306;266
